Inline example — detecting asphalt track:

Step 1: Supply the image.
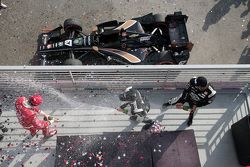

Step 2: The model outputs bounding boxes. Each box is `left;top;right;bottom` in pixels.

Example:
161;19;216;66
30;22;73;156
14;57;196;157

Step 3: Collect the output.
0;0;249;65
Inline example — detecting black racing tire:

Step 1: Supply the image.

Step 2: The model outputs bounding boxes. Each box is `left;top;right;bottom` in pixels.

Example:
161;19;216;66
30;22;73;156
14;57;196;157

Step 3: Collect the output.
174;11;182;16
81;54;107;65
63;58;82;65
64;18;82;32
153;14;165;22
157;51;176;65
145;51;176;65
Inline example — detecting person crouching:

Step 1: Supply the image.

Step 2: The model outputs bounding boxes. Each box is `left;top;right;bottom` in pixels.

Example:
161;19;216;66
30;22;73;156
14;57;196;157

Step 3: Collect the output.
117;86;154;126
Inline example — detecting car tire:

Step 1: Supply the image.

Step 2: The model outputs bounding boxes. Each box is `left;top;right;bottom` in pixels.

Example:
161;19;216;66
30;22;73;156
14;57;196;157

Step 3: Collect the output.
81;53;107;65
158;51;176;65
64;18;82;32
154;14;165;22
145;51;175;65
63;59;82;65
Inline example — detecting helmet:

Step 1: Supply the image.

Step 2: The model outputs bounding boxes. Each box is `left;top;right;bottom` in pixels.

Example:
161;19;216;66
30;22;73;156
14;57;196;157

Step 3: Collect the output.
196;76;207;87
29;95;43;106
119;87;137;102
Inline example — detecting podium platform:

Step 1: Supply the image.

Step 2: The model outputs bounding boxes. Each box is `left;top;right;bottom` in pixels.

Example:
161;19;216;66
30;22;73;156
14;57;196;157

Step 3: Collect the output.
55;130;201;167
0;89;247;167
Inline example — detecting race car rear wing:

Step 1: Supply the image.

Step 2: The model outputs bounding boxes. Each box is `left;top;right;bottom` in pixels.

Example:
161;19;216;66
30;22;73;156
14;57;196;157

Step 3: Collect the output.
166;12;192;50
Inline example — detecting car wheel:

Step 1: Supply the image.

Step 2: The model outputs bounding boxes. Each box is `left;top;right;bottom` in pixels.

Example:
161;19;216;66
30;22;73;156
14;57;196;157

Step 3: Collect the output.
157;51;176;65
154;14;165;22
81;54;107;65
145;51;175;65
63;59;82;65
64;18;82;32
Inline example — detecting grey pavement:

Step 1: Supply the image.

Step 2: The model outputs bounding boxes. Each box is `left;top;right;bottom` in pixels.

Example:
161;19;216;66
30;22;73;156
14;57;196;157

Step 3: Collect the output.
0;89;249;166
0;0;249;65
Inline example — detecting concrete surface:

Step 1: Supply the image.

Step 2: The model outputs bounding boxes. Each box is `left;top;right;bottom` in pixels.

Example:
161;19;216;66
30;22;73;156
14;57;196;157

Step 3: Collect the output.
0;0;249;65
0;89;249;167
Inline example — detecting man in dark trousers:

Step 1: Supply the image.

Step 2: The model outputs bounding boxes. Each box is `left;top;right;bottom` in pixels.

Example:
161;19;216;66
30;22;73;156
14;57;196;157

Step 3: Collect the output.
162;76;216;126
117;86;154;126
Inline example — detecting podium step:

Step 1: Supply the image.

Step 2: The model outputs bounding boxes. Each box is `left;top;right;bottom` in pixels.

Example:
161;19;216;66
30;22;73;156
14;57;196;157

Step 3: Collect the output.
55;130;201;167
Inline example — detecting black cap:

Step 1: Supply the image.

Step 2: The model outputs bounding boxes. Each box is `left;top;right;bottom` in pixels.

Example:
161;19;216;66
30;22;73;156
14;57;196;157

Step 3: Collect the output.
196;76;207;87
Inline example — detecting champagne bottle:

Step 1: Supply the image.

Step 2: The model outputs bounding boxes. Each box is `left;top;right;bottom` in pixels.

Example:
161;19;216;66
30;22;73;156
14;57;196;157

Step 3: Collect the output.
123;109;129;114
44;116;54;121
182;104;190;111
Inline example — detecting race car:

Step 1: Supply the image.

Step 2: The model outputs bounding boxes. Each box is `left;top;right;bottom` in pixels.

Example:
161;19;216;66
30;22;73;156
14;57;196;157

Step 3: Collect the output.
37;11;193;65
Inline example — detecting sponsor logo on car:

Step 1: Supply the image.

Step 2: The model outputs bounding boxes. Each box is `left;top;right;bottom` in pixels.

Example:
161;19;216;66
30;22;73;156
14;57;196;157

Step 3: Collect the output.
65;40;72;46
139;36;151;42
58;42;63;47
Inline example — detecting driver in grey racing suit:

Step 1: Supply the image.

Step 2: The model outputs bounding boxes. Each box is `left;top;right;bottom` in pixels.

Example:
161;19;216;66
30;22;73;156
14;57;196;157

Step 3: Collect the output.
117;86;154;126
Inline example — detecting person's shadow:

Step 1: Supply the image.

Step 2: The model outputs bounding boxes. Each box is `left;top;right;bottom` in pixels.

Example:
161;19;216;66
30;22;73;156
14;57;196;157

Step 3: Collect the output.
240;0;250;40
154;105;198;131
241;21;250;39
238;45;250;64
240;0;250;18
202;0;248;31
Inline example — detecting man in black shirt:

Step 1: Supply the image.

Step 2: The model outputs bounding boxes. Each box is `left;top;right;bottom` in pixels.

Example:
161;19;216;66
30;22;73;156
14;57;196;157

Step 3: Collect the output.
117;86;154;126
162;76;216;126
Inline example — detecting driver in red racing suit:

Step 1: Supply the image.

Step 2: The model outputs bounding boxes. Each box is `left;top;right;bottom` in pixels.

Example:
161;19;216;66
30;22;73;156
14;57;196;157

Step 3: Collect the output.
15;95;57;137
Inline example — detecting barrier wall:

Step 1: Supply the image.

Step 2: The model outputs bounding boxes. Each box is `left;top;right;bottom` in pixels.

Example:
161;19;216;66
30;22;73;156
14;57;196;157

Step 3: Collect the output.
0;65;249;90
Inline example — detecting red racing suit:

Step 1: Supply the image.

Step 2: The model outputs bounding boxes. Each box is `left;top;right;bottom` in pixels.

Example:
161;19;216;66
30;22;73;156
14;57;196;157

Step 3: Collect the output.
15;97;50;136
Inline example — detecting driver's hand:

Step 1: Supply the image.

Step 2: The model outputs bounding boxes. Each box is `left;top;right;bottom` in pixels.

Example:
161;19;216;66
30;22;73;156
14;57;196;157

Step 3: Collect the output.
176;103;184;109
45;114;50;119
116;108;124;112
43;115;50;121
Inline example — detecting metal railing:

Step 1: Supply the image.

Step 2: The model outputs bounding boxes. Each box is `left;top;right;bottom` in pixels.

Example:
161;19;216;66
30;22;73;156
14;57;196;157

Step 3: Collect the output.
0;65;249;90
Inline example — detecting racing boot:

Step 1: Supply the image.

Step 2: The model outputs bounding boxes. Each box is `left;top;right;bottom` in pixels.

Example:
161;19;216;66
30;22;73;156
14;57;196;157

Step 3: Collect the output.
142;117;154;124
187;112;194;127
44;129;57;138
142;121;155;131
